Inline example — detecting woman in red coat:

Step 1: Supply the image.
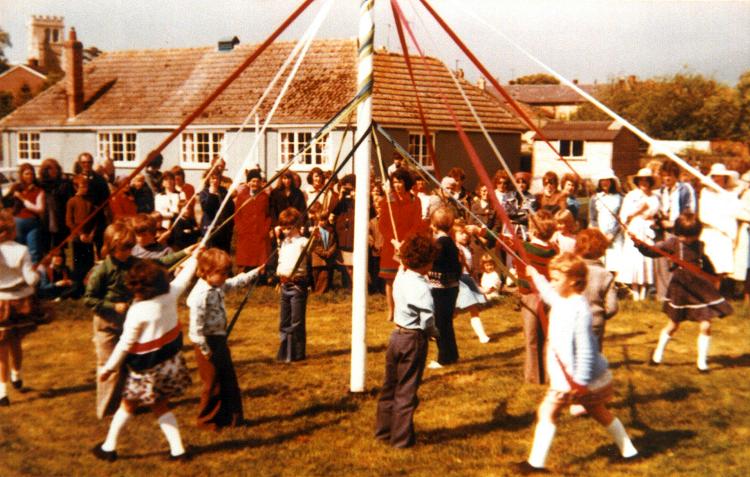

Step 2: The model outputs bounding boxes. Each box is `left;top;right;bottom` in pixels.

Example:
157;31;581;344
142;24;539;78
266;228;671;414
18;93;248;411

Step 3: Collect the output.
378;168;428;321
234;169;272;270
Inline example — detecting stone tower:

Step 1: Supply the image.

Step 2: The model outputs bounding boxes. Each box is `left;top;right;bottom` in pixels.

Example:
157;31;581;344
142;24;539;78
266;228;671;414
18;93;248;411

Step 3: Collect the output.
27;15;65;74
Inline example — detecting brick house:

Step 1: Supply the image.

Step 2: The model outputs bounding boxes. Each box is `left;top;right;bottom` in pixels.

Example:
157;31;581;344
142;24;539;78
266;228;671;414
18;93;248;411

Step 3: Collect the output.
0;31;524;189
0;65;48;108
531;120;642;187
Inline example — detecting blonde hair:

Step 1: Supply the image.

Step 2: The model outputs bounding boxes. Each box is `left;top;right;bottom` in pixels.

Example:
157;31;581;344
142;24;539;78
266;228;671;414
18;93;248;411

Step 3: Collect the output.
554;209;576;234
430;206;455;232
549;252;588;294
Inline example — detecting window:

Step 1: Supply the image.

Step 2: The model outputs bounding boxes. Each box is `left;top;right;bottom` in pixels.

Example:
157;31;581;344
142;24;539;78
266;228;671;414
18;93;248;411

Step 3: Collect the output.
408;133;435;169
97;132;137;163
279;130;329;168
17;132;41;163
180;131;225;168
559;140;584;159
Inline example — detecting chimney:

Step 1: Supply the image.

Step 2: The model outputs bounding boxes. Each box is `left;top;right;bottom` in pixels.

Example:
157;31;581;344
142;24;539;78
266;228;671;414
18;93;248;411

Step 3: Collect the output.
217;36;240;52
477;77;486;91
455;68;464;79
572;78;579;85
64;27;83;118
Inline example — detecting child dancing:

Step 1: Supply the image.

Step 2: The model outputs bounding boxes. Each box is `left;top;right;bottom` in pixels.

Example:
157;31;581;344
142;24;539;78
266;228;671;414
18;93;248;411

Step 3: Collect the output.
518;253;638;473
452;220;490;343
0;209;41;406
92;254;198;462
634;212;733;372
375;234;439;448
187;248;262;430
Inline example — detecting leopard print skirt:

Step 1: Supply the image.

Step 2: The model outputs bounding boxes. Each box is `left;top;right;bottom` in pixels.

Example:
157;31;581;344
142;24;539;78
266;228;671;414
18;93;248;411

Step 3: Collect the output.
122;353;192;406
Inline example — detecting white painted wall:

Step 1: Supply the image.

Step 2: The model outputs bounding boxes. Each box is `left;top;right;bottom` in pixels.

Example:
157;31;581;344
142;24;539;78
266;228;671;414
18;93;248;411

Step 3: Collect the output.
531;140;613;191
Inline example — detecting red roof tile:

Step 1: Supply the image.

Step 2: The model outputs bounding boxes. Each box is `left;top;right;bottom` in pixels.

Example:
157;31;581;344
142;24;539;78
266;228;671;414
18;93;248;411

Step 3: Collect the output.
499;83;600;105
1;39;523;133
535;121;624;141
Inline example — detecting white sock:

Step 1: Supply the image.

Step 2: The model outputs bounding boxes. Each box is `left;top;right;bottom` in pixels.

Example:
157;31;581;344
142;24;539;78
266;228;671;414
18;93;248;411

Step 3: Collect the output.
470;317;490;343
102;407;133;452
10;369;20;382
158;412;186;456
652;330;671;363
697;334;710;370
606;418;638;458
527;420;556;468
639;286;647;301
0;382;7;399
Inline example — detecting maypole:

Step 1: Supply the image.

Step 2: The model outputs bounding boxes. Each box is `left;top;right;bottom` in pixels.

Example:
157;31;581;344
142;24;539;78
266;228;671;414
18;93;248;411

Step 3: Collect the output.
350;0;375;393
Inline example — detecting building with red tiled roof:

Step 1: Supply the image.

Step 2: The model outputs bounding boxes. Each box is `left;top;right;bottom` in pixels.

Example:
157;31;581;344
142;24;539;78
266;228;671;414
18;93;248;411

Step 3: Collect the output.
1;34;524;189
531;120;642;186
493;83;600;120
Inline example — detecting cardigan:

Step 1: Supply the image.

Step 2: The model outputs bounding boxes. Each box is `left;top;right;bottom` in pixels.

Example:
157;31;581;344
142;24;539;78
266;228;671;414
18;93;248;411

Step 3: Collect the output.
0;241;39;299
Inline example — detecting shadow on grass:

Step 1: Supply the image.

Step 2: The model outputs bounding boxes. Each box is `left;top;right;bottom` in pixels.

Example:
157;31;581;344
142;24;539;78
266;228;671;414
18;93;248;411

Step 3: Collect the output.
38;382;95;399
421;364;496;385
243;396;359;427
420;400;534;444
459;346;524;365
487;326;522;341
233;345;388;368
604;331;646;344
711;353;750;369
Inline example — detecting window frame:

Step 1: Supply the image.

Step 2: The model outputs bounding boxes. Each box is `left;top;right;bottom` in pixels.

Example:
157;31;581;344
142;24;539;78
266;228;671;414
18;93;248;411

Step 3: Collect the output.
17;131;41;165
179;130;226;170
558;139;585;160
97;131;138;166
407;132;435;170
278;129;330;171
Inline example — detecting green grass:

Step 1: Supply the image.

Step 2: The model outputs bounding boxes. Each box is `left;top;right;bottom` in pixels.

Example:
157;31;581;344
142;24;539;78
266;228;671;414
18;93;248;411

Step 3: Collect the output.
1;289;749;476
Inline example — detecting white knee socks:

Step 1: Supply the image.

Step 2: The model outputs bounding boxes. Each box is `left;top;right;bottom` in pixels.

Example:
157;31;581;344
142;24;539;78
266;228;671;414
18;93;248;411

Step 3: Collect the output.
10;369;20;383
158;412;186;457
470;317;490;343
606;418;638;458
0;382;7;399
697;334;710;370
527;420;556;469
652;330;671;363
102;407;133;452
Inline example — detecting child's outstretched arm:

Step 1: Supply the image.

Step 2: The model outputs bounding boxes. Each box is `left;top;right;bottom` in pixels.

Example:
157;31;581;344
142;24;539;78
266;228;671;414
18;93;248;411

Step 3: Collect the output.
525;265;561;307
224;265;265;291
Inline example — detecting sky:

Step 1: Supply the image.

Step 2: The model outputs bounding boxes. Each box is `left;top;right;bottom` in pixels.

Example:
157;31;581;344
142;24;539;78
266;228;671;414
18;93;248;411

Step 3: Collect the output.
1;0;748;85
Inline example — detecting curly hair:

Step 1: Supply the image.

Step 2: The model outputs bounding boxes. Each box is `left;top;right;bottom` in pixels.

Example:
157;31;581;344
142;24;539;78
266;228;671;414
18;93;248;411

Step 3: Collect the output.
528;210;556;241
125;259;170;300
399;233;436;270
389;168;414;191
278;207;303;228
574;228;610;260
674;211;703;238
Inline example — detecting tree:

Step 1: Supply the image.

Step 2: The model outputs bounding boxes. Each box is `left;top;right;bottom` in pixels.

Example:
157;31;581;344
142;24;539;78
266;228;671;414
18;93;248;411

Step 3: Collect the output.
734;71;750;142
573;71;743;140
0;27;11;74
510;73;559;85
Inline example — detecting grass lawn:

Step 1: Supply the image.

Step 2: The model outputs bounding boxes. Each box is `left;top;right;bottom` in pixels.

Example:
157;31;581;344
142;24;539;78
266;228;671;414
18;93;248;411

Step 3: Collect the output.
1;287;749;476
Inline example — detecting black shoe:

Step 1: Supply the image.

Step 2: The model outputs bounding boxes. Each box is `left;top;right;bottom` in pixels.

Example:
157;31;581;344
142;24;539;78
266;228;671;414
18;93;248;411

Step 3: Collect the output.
91;443;117;462
0;396;9;407
697;367;710;374
513;461;549;474
648;357;660;366
11;379;22;390
168;448;192;462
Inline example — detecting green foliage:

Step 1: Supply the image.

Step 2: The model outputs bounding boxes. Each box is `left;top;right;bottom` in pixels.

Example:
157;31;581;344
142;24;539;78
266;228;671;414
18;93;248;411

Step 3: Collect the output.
0;91;13;117
510;73;559;85
574;71;750;141
0;26;10;74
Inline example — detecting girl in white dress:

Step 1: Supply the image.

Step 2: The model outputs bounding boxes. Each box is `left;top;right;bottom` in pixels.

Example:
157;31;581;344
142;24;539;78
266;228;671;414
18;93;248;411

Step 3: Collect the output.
452;221;490;343
618;168;661;300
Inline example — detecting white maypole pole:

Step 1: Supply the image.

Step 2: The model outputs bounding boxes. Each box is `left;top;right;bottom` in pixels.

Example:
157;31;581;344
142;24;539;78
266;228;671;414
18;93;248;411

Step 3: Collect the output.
350;0;374;392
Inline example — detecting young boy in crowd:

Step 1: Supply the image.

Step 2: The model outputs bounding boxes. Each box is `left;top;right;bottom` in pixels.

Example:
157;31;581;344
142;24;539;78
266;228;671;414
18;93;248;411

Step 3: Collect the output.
187;248;263;430
308;205;337;295
275;207;310;362
518;253;638;473
66;174;96;288
132;213;173;260
38;249;77;300
375;234;438;448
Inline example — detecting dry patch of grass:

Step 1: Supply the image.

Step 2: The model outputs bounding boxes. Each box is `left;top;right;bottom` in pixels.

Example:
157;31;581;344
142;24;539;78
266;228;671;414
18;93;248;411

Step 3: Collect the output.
1;289;749;476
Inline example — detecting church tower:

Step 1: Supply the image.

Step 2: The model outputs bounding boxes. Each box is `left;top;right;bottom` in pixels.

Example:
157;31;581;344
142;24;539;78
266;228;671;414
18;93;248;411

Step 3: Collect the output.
27;15;65;74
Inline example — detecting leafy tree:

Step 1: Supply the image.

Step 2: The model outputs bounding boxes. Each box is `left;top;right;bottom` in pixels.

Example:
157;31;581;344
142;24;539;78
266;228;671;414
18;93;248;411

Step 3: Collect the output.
734;71;750;142
573;72;743;140
510;73;559;85
0;27;10;74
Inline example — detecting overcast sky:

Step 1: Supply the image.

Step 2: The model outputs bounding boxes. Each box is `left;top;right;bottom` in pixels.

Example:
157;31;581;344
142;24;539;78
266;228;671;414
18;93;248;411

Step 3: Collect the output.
1;0;748;85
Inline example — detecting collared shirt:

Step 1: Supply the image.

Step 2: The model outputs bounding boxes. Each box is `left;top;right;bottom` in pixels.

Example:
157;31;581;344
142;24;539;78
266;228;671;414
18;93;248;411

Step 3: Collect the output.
392;268;435;331
186;267;260;355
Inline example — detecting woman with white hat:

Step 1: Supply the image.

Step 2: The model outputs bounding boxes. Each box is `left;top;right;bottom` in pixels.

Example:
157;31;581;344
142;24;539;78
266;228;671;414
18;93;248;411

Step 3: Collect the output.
588;167;623;273
699;163;740;278
618;167;661;300
733;171;750;305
